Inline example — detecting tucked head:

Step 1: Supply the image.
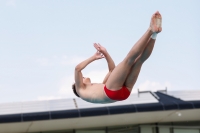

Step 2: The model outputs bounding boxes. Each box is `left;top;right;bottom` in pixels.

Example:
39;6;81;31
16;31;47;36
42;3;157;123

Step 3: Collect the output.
72;83;80;97
72;77;91;97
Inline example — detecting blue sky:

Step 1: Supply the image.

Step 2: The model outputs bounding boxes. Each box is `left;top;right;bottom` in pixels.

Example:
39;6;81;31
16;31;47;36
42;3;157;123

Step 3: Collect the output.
0;0;199;103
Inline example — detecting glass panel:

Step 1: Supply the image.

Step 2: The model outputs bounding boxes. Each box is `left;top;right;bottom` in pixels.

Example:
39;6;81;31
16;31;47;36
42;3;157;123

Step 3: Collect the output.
32;129;73;133
76;130;105;133
108;129;138;133
174;129;199;133
108;125;139;133
140;127;152;133
159;127;170;133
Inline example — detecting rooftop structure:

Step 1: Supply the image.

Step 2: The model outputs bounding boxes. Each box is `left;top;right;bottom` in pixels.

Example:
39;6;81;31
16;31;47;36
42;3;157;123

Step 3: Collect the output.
0;90;200;133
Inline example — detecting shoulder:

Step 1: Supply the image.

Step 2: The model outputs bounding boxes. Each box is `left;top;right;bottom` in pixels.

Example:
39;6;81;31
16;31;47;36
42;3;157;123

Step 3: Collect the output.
75;83;86;93
75;83;87;92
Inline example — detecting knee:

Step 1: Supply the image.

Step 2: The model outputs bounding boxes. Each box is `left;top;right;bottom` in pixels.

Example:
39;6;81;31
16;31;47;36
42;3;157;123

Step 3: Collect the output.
137;56;146;64
123;57;137;66
125;52;142;65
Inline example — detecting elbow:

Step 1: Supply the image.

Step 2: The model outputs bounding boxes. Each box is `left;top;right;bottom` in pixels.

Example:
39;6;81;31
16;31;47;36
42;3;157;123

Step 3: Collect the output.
75;66;81;71
107;64;115;72
109;68;115;72
109;64;115;72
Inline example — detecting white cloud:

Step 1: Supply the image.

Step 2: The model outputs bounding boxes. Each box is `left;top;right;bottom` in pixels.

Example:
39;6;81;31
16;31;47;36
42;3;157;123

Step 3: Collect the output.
131;80;172;93
6;0;16;7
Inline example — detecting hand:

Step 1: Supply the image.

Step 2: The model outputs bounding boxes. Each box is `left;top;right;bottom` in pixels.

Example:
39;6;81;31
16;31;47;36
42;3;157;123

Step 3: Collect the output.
93;43;107;54
93;51;104;60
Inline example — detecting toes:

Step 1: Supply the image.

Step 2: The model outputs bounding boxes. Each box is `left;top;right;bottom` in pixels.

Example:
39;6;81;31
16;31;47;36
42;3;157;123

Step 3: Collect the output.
158;13;162;19
159;27;162;32
155;11;159;16
158;27;162;33
155;13;159;19
151;11;163;33
156;18;162;27
151;14;158;32
151;14;156;20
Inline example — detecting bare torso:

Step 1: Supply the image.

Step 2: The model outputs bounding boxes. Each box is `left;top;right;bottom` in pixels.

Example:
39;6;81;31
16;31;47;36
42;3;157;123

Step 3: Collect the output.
77;83;116;103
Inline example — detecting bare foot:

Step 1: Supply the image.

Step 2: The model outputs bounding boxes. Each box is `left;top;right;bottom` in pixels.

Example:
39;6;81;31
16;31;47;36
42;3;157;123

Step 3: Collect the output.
150;11;162;33
157;12;162;32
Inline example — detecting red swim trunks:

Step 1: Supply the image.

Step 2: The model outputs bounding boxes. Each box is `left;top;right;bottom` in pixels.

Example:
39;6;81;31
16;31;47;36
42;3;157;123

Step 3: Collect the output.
104;85;131;101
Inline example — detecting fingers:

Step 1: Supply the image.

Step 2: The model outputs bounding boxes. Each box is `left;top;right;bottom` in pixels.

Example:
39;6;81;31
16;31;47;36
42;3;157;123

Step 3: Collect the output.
94;43;104;54
99;54;105;59
94;43;102;47
93;43;99;50
94;43;101;51
100;52;104;57
95;50;104;59
94;43;106;55
97;51;104;56
98;43;102;47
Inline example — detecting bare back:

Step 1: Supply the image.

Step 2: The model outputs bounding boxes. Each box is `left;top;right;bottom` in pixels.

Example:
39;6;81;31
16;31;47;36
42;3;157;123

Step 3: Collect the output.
77;83;116;103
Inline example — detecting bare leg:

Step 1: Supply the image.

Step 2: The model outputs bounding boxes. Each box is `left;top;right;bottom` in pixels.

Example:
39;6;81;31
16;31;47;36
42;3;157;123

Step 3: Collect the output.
124;12;162;91
106;11;161;90
124;38;156;91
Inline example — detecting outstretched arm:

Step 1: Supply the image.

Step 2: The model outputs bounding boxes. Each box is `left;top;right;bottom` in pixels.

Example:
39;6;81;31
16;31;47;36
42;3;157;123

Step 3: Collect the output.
75;51;104;89
94;43;115;84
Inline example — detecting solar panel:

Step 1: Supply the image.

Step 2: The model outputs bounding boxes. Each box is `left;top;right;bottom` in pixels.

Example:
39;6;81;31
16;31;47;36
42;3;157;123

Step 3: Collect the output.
75;92;158;109
166;90;200;101
105;92;159;107
0;102;22;115
130;93;159;104
0;88;198;115
75;98;107;109
49;99;76;111
22;99;76;113
0;99;76;115
0;92;159;114
22;100;49;113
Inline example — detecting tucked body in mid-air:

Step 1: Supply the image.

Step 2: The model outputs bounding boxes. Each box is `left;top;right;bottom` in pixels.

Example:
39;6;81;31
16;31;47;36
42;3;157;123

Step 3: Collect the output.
73;11;162;104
